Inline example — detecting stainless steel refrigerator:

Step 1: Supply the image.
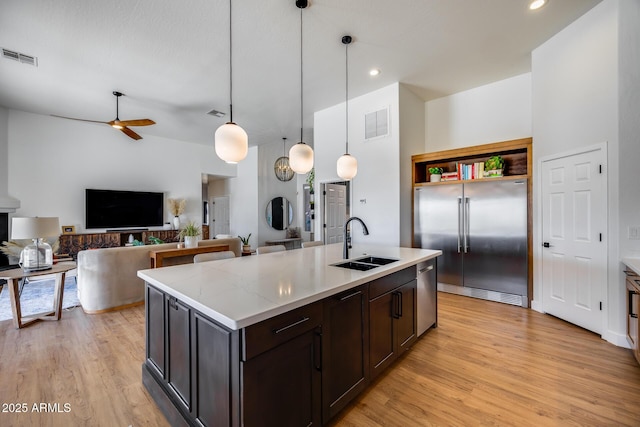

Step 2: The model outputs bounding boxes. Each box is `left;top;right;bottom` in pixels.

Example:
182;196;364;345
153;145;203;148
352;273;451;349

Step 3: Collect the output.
413;178;528;306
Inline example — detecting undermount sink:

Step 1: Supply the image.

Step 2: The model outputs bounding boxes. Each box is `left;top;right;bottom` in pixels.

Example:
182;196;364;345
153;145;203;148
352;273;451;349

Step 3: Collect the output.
331;256;398;271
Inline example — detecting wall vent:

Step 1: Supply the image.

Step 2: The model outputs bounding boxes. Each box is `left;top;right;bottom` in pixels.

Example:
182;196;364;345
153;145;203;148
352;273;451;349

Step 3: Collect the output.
2;48;38;66
207;109;226;118
364;107;388;140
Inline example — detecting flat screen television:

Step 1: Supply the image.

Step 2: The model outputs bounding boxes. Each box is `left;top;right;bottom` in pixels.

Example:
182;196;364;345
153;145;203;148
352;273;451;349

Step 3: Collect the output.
86;189;164;229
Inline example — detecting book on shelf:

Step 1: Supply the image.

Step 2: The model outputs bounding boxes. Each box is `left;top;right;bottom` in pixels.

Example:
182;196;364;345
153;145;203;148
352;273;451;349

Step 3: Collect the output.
457;162;485;180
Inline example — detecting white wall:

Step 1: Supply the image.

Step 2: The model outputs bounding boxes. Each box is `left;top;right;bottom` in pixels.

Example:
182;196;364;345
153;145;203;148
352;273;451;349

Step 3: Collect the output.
314;83;401;246
532;0;623;344
399;84;425;247
257;141;298;246
7;110;238;233
229;146;259;244
619;0;640;259
0;107;8;195
426;73;532;151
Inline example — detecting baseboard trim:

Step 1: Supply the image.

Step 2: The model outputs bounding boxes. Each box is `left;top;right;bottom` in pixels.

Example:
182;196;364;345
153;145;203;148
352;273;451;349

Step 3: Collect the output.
82;300;144;314
602;329;630;348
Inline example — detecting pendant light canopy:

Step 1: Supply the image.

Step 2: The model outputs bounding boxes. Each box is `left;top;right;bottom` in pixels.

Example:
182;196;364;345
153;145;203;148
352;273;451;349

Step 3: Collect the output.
274;137;294;181
337;35;357;180
289;0;314;174
215;0;248;164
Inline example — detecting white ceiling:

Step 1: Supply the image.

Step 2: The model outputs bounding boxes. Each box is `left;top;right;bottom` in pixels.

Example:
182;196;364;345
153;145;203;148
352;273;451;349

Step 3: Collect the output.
0;0;601;147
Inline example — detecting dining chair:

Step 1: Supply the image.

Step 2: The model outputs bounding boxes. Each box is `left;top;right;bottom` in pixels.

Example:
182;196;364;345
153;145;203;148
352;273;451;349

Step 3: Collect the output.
193;251;236;263
301;241;323;248
256;245;286;255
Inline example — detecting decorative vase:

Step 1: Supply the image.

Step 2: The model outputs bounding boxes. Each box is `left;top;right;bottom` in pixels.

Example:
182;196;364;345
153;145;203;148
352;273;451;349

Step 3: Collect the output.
431;174;442;182
243;244;251;253
173;216;180;230
184;236;197;248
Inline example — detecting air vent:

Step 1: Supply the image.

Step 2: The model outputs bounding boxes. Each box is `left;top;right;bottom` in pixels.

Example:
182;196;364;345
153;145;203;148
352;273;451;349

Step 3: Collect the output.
207;109;226;118
364;107;388;140
2;48;38;66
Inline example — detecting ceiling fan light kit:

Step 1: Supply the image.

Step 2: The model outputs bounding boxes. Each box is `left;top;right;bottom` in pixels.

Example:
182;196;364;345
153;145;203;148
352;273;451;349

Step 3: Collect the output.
337;35;358;180
289;0;314;174
214;0;248;164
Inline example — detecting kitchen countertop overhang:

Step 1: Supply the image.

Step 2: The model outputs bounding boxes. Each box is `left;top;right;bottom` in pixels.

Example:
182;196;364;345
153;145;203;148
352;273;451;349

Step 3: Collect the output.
138;243;441;330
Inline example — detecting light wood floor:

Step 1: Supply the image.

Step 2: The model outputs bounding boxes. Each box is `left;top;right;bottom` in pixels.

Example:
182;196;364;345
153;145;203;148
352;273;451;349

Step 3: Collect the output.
1;292;639;426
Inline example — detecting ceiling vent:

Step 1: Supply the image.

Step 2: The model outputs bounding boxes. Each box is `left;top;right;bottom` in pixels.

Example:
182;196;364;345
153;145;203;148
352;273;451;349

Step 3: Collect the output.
207;109;226;118
2;48;38;66
364;107;389;140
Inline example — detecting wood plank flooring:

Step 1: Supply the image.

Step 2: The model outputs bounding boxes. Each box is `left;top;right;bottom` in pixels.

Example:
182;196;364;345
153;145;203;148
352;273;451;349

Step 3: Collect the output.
0;292;639;426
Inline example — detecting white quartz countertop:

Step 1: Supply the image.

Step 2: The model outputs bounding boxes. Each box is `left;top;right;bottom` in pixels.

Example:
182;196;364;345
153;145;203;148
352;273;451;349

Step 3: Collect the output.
623;257;640;276
138;243;441;330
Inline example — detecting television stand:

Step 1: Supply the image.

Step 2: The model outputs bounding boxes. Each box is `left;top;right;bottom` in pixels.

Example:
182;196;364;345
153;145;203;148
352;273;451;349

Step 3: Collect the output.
106;228;149;232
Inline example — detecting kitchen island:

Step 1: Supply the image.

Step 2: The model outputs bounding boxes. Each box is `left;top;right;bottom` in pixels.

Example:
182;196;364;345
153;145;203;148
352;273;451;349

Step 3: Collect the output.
138;243;441;426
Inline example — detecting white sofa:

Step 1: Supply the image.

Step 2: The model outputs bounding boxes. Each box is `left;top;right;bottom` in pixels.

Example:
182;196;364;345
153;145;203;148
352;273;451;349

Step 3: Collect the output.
76;237;241;313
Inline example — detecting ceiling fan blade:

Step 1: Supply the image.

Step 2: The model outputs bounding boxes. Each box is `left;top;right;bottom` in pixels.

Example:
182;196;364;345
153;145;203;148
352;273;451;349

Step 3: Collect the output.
51;114;109;125
120;126;142;140
117;118;155;127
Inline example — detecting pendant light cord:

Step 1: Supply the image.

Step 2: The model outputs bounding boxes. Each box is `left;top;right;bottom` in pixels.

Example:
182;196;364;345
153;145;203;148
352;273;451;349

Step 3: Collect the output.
229;0;234;123
300;5;304;143
345;40;349;154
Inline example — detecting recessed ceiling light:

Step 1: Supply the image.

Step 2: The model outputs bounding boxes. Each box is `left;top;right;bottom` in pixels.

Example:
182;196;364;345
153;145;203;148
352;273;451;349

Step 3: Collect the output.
369;68;380;76
529;0;547;10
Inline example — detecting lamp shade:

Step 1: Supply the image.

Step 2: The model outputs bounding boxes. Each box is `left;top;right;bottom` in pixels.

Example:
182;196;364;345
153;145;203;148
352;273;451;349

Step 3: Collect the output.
215;122;248;164
11;217;60;239
289;142;314;174
337;153;358;180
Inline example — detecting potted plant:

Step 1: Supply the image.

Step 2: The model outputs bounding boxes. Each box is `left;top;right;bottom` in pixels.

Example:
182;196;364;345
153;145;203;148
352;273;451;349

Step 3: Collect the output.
168;198;186;230
484;156;505;177
238;233;252;253
428;167;443;182
178;221;201;248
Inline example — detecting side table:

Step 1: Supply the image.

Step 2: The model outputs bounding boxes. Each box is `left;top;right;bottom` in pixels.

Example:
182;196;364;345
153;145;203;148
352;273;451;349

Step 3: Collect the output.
0;262;77;329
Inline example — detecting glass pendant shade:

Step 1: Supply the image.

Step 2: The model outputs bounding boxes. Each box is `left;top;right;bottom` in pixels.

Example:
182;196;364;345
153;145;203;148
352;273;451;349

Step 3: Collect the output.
337;153;358;180
214;122;248;164
289;142;314;174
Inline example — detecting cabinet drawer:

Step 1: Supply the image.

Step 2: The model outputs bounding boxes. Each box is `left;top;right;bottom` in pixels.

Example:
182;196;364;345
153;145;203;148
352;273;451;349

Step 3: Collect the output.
369;267;415;300
242;301;323;360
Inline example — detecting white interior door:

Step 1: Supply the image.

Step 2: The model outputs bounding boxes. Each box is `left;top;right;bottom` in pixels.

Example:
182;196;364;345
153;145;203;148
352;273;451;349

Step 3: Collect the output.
212;196;230;237
541;146;606;334
324;183;348;244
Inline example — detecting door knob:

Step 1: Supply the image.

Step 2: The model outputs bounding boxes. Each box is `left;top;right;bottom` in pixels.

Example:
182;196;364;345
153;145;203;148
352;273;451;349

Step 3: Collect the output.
543;242;551;248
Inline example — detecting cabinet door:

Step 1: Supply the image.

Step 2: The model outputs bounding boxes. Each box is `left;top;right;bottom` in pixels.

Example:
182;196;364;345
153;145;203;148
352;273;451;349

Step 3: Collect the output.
369;291;395;379
242;327;322;427
166;296;192;412
193;312;236;427
322;285;369;421
628;279;639;363
146;285;165;378
396;280;417;353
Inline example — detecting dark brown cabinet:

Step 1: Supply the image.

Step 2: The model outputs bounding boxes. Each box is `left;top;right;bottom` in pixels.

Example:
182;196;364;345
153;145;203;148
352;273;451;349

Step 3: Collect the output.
321;285;369;421
369;268;417;379
166;296;191;412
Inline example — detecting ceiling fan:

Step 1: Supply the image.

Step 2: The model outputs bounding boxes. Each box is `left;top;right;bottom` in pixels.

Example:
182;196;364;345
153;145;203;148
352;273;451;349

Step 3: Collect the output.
52;91;155;140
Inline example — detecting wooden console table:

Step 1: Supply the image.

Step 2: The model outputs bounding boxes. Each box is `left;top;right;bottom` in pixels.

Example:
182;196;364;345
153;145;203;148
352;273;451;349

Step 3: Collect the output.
149;244;230;268
0;262;77;329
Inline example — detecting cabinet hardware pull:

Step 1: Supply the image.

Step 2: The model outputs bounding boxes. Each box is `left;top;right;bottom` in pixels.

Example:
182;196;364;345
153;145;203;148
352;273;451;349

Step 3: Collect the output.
339;290;362;301
398;291;403;318
624;270;638;277
273;317;310;334
631;314;638;319
314;327;322;371
419;265;434;274
457;197;462;253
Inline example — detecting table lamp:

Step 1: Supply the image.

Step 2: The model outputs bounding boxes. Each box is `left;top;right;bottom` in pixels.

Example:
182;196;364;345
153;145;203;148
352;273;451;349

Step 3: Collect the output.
11;217;60;272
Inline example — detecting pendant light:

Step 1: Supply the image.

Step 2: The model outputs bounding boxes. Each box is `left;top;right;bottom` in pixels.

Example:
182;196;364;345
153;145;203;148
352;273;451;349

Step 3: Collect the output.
289;0;314;174
215;0;248;164
336;35;358;180
274;137;294;181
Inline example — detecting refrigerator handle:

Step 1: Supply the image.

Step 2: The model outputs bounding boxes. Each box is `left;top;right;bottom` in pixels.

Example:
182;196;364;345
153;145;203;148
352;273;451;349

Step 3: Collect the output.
464;197;470;253
457;197;462;253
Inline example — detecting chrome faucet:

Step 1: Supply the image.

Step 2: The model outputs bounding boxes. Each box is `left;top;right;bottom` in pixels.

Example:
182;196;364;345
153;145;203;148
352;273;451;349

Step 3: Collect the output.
343;216;369;259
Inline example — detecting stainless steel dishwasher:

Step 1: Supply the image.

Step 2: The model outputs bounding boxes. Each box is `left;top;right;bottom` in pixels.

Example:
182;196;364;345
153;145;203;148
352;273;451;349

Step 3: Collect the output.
417;258;437;336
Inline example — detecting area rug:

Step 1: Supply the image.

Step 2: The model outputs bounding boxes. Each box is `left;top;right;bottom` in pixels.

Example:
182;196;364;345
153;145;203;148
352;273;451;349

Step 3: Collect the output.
0;276;80;322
